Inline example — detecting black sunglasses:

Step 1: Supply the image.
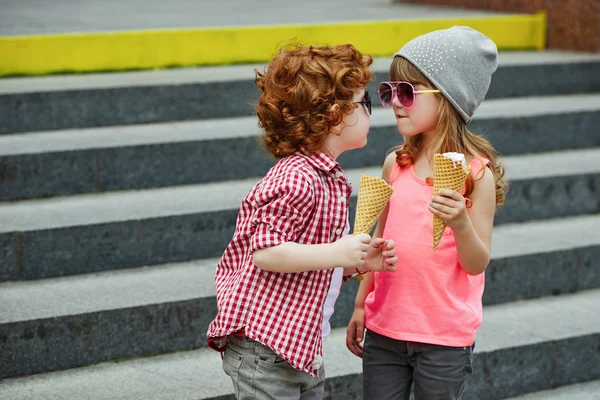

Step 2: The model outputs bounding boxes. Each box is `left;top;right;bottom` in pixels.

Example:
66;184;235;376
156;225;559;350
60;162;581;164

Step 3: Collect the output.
352;90;371;115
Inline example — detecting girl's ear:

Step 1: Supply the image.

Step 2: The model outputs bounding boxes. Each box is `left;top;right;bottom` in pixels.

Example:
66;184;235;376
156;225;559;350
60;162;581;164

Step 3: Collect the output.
329;104;343;136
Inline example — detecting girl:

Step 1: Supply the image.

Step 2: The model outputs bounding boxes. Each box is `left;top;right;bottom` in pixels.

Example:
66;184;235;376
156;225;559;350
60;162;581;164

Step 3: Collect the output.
207;44;398;400
346;27;508;400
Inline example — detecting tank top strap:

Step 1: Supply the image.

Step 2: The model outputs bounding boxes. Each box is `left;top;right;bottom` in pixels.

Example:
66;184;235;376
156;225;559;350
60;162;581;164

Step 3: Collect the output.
470;157;490;180
388;161;402;185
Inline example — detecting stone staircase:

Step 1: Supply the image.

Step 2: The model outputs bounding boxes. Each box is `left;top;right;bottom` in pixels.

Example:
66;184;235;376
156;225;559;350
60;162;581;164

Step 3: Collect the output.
1;51;599;399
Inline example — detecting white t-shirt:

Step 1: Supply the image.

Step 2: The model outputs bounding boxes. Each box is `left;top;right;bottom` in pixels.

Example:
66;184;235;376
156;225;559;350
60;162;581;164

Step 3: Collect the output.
321;222;350;341
321;267;344;341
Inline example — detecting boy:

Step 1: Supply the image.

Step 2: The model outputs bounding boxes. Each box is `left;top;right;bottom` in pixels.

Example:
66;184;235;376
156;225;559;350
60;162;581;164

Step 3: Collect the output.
207;44;397;399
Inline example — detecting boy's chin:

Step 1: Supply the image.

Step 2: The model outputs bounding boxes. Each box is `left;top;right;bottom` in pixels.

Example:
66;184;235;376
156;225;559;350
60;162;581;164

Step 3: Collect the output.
349;139;368;150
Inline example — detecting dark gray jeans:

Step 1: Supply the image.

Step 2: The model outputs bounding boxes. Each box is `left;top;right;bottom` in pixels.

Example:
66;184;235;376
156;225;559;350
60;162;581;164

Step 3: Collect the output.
222;335;326;400
362;329;473;400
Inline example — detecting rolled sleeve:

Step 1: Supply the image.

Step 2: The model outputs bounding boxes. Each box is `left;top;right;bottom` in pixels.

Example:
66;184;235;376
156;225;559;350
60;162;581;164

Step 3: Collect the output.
250;170;315;253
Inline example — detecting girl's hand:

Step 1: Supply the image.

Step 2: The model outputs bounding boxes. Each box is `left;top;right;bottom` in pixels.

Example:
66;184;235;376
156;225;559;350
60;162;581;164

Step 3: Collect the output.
429;189;471;232
363;238;397;272
346;307;366;358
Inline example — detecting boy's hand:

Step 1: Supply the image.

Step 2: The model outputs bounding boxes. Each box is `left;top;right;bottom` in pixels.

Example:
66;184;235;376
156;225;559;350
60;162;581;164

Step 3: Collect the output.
363;238;397;272
346;307;366;358
333;234;371;269
429;189;471;232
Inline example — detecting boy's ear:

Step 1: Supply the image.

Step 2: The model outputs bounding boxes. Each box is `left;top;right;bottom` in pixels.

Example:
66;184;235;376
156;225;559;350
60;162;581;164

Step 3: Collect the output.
329;103;340;117
329;104;342;136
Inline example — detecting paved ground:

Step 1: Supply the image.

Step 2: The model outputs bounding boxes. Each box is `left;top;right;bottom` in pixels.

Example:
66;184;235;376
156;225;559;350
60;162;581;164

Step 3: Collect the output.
0;0;504;35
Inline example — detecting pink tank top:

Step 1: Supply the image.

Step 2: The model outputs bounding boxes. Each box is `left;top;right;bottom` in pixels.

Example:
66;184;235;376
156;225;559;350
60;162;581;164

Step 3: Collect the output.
364;157;489;347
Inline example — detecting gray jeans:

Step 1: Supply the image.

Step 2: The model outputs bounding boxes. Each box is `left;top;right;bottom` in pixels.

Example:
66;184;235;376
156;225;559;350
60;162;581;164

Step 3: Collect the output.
222;335;326;400
362;330;473;400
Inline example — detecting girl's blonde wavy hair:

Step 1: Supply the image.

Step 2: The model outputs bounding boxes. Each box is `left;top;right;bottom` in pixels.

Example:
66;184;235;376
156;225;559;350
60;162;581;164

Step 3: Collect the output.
391;56;507;207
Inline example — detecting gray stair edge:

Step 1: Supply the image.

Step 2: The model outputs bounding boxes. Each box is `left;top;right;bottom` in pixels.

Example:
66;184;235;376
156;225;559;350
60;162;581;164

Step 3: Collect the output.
2;94;600;156
0;259;218;323
1;288;599;399
488;214;600;259
2;51;600;95
1;148;600;232
2;213;599;324
504;380;600;399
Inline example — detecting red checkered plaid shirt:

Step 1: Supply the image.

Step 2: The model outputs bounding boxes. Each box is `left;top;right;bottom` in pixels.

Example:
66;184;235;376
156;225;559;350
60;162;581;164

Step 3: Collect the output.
206;151;352;376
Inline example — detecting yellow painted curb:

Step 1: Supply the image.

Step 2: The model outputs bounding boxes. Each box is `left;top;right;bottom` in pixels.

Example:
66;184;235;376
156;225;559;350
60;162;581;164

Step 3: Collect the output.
0;12;546;76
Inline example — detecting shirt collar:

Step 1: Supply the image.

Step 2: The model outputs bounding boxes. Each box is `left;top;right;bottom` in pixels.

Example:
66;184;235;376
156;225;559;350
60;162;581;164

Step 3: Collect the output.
298;149;340;173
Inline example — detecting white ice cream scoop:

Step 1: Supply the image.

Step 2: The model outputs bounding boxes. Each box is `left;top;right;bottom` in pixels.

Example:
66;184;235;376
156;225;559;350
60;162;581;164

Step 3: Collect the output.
441;152;467;169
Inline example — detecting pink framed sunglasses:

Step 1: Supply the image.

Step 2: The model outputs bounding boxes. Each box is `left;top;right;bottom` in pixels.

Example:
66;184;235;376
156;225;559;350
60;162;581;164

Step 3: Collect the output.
378;81;440;109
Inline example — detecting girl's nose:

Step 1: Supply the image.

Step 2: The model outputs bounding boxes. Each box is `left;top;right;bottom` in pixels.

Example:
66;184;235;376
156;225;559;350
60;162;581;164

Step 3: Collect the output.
392;95;404;109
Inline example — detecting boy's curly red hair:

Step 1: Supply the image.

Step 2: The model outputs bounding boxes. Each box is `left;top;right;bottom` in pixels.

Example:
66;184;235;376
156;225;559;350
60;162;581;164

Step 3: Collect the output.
255;44;373;159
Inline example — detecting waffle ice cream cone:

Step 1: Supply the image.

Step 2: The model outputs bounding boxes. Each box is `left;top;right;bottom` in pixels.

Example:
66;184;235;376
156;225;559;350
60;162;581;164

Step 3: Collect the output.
353;174;394;235
432;153;471;251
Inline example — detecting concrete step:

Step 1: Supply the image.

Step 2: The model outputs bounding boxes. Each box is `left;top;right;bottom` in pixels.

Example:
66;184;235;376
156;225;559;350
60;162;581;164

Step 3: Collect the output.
2;93;600;200
0;147;598;281
504;380;600;399
1;148;598;281
1;51;599;133
1;1;506;36
1;288;599;399
1;214;598;379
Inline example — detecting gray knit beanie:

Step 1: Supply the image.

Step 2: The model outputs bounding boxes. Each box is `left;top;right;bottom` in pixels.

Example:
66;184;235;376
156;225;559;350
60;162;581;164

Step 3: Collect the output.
395;26;498;123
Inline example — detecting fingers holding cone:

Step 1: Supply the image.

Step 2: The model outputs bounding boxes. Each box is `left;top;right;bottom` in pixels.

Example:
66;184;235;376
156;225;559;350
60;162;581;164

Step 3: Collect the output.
432;154;471;250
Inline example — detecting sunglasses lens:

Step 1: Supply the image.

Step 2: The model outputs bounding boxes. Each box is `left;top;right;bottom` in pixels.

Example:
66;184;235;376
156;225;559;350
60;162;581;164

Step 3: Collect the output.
365;91;372;115
397;82;414;108
378;83;393;108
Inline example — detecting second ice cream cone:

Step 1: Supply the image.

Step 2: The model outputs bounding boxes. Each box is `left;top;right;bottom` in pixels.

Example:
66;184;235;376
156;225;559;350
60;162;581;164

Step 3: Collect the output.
353;174;393;280
353;174;394;235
